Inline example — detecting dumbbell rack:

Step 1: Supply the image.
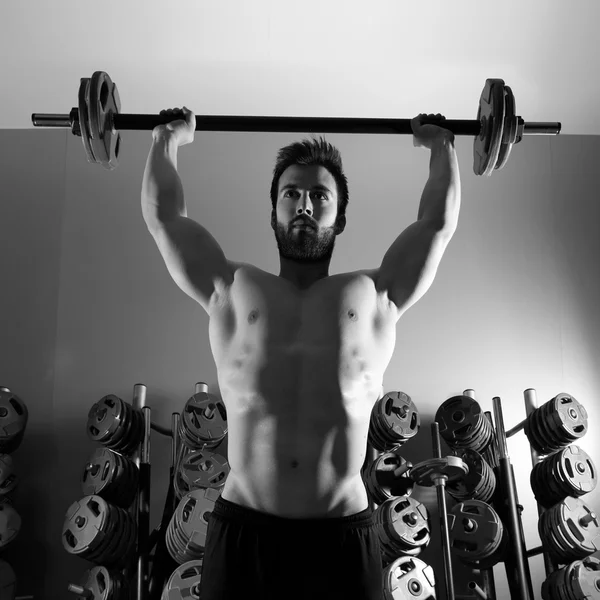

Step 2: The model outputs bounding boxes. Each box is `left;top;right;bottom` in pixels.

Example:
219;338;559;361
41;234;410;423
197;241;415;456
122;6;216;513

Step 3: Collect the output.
365;387;595;600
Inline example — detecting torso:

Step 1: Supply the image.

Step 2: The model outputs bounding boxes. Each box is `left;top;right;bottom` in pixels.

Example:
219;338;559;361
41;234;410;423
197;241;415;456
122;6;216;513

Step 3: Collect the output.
208;262;399;518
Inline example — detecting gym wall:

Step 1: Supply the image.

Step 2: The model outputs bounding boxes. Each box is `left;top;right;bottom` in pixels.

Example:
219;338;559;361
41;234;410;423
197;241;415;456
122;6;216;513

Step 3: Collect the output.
1;127;598;599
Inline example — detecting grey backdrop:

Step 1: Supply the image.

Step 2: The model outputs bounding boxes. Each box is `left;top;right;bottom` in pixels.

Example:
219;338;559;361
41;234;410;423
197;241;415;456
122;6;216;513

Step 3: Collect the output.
1;128;599;598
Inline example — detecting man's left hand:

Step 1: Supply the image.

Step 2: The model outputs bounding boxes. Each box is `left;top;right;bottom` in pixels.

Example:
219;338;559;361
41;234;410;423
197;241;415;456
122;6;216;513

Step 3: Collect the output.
411;113;454;150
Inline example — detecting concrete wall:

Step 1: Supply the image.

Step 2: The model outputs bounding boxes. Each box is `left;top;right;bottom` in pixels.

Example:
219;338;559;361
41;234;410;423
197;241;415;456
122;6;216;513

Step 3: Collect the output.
1;128;599;598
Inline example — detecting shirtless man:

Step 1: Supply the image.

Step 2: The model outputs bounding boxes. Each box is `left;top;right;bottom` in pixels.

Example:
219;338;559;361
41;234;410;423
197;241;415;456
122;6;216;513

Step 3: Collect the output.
142;108;461;600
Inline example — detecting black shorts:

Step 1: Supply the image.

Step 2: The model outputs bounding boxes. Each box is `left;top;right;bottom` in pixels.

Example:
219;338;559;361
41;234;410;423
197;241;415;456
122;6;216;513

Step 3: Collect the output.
198;495;384;600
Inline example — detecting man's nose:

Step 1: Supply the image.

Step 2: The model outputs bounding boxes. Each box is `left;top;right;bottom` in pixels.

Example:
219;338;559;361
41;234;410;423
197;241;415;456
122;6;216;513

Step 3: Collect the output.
296;195;313;215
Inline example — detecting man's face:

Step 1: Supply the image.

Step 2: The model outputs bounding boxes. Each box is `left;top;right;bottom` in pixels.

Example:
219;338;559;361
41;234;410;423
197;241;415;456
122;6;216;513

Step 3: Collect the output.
271;165;343;263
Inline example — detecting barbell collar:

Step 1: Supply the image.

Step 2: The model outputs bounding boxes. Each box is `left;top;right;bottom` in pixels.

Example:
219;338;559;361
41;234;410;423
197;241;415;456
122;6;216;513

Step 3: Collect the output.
31;110;562;137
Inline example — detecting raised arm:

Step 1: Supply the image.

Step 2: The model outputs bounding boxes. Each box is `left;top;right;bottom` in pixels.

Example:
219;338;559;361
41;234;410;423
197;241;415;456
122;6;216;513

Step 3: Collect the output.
376;123;461;318
141;128;233;313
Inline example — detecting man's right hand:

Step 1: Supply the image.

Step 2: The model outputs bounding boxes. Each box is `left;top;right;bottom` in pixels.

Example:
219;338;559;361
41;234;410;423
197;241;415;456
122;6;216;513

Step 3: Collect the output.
153;106;196;146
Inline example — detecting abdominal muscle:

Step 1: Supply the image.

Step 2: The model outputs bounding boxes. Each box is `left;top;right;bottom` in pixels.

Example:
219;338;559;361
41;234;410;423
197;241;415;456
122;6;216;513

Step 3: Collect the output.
209;266;396;518
215;342;385;518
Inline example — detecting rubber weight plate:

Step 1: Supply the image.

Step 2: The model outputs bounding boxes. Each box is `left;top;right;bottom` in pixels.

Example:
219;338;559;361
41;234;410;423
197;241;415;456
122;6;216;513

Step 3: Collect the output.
473;79;506;177
495;85;520;172
0;388;29;455
78;77;98;165
374;496;431;562
166;487;222;565
368;392;420;452
62;495;137;567
0;454;18;496
411;456;468;487
175;449;230;501
382;556;436;600
541;556;600;600
363;451;413;506
76;566;130;600
161;559;204;600
525;394;588;455
570;556;600;600
539;497;600;563
0;558;16;600
531;445;597;509
86;72;122;171
87;394;144;456
447;449;496;504
0;501;21;550
82;447;139;509
179;391;228;450
448;500;505;568
435;396;493;453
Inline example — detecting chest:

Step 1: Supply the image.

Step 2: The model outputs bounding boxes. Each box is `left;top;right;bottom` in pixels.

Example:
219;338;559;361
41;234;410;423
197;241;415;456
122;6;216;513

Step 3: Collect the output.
209;267;395;354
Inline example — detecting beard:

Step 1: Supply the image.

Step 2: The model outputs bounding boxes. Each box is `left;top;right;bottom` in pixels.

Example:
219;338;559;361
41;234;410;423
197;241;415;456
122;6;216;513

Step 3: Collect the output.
273;222;337;263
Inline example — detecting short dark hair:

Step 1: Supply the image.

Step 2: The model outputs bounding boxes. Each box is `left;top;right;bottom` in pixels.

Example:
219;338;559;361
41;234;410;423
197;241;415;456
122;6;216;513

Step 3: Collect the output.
270;136;349;218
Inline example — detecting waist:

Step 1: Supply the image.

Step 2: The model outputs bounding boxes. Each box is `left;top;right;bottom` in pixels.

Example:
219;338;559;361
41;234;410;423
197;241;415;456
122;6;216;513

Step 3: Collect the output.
221;469;369;518
215;490;373;524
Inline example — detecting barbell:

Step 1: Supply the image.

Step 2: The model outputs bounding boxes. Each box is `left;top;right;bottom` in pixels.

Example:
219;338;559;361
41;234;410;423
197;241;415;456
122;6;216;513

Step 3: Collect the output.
31;71;561;176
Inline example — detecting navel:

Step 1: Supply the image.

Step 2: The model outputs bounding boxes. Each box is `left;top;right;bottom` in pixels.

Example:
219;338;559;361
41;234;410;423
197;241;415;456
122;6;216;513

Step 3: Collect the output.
247;309;260;324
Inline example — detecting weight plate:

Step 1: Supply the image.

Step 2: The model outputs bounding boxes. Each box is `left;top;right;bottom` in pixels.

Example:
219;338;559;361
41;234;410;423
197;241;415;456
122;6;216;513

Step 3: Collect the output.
180;392;228;449
551;394;588;441
0;390;29;454
0;501;21;550
78;565;129;600
448;500;504;565
382;556;436;600
540;497;600;563
62;495;135;566
0;455;18;496
379;496;430;553
473;79;506;177
533;446;597;509
560;445;597;494
447;448;496;503
162;559;203;600
180;449;230;490
435;395;492;452
570;556;600;599
495;85;519;171
364;451;414;505
78;78;98;166
87;72;121;171
87;395;125;443
411;456;468;487
368;392;420;452
87;72;110;167
167;488;221;564
527;394;588;454
0;559;16;600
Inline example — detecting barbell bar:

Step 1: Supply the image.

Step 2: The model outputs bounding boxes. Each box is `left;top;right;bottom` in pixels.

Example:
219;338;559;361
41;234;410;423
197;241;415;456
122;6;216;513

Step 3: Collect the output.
31;71;561;176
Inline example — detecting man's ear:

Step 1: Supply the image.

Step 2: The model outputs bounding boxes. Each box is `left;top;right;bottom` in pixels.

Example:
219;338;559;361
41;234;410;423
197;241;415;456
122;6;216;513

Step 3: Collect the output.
271;210;277;231
335;214;346;235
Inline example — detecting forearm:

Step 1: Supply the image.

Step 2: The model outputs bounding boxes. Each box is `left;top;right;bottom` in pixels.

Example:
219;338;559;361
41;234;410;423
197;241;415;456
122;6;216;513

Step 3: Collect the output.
417;134;461;230
141;131;187;226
